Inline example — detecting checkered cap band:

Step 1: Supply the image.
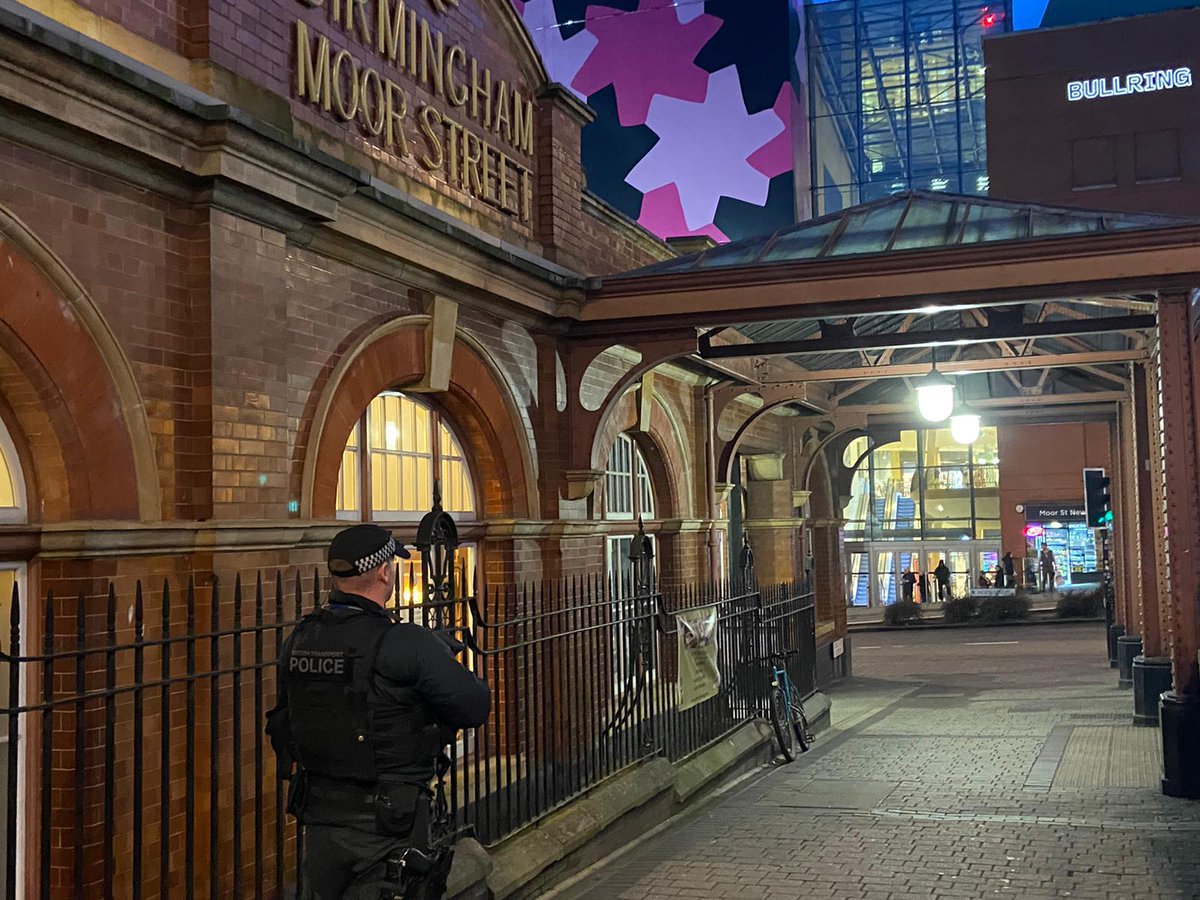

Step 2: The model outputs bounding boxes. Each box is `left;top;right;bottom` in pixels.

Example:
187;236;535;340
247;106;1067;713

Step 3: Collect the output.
356;536;397;574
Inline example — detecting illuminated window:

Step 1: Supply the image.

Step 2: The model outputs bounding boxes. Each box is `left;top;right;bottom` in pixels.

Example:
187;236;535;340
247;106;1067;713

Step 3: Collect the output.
336;423;359;519
604;433;655;521
336;392;477;521
0;418;27;523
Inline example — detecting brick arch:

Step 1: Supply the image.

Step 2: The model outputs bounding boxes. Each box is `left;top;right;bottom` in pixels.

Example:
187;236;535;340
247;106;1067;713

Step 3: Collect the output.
716;400;790;486
0;329;80;523
597;391;691;521
0;208;159;521
305;320;535;520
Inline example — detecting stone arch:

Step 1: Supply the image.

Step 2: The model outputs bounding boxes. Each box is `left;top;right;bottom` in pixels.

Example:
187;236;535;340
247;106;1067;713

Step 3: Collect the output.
0;206;160;521
303;318;536;520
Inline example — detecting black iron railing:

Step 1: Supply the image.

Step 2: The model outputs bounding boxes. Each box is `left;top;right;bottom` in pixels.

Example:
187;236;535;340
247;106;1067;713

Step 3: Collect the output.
0;525;816;898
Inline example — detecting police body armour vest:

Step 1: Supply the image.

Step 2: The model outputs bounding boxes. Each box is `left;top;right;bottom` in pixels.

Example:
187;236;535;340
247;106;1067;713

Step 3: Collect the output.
284;604;434;784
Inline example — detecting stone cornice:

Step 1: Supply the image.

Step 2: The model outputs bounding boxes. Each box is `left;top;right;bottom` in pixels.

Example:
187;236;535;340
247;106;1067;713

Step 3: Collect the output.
0;517;727;559
742;518;802;529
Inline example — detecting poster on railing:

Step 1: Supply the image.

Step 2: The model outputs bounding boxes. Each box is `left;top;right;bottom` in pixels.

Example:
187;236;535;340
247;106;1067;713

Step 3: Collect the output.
677;604;720;711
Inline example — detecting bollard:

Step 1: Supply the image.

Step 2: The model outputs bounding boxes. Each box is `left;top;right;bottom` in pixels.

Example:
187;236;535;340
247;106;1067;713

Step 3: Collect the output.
1107;623;1125;668
1116;635;1142;688
1132;656;1172;725
1161;692;1200;799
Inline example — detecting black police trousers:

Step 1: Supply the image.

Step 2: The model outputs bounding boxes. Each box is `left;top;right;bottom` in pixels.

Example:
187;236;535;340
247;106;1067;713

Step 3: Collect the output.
305;824;411;900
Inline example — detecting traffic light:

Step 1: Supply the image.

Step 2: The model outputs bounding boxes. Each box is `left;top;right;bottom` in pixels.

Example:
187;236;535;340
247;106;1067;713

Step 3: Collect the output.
1084;468;1112;528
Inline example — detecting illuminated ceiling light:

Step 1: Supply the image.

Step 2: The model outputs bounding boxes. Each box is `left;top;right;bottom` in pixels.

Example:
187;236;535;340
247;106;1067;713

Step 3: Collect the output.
915;366;955;423
950;405;982;444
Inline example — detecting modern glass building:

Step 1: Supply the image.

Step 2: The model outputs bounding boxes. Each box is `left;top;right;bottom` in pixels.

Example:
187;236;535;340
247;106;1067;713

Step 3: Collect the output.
806;0;1011;217
843;426;1002;606
803;0;1200;218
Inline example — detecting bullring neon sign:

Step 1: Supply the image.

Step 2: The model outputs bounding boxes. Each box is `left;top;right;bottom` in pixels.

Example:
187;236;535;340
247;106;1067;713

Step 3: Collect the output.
1067;67;1193;101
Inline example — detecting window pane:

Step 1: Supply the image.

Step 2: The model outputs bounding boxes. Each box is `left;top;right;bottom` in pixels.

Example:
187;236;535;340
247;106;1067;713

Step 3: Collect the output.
369;397;385;449
416;455;431;510
337;443;359;515
636;448;655;518
605;434;636;519
0;439;15;508
387;453;402;511
371;450;385;512
414;401;430;454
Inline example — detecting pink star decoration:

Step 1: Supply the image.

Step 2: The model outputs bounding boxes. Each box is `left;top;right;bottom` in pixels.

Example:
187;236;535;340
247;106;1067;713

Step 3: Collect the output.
572;0;722;127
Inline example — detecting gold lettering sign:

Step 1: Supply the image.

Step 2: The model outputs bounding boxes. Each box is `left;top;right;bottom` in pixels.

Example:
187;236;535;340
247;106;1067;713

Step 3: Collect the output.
294;0;534;222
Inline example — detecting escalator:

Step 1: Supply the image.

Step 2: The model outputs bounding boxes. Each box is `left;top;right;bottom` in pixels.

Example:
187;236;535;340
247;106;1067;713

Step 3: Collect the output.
851;561;870;606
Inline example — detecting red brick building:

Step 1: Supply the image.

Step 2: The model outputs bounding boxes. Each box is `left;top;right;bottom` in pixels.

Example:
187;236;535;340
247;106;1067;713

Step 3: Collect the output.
0;0;842;895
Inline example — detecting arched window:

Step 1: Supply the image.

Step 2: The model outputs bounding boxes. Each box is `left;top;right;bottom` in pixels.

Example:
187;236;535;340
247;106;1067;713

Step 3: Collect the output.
603;433;658;598
603;433;655;521
0;416;27;524
336;392;477;522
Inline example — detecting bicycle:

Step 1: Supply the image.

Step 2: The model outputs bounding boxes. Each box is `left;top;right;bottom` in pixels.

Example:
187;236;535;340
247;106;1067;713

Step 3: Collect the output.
767;650;812;762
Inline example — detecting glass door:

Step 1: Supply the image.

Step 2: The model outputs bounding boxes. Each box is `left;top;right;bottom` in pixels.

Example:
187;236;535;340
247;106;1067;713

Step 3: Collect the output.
976;548;1000;588
876;546;923;605
927;549;970;601
848;550;870;607
898;547;923;603
874;550;897;606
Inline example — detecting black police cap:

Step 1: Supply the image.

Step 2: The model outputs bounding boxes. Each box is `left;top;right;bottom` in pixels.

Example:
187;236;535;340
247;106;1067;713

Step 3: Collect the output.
327;524;411;577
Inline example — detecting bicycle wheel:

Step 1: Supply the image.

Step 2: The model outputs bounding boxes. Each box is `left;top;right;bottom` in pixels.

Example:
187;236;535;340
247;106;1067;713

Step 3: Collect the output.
790;696;811;752
769;679;798;762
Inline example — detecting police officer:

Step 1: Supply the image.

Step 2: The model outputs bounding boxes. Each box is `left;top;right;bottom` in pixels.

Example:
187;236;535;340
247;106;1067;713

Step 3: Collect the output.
267;524;490;899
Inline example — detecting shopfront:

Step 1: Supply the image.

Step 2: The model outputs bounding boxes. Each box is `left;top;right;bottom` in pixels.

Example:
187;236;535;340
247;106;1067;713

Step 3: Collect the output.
1022;502;1102;589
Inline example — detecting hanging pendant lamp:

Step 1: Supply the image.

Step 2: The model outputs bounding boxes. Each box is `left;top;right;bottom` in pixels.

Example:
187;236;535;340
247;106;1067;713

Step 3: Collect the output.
949;405;981;444
915;364;955;423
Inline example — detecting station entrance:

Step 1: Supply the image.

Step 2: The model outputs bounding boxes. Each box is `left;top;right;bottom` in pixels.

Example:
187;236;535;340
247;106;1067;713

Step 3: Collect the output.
848;543;997;607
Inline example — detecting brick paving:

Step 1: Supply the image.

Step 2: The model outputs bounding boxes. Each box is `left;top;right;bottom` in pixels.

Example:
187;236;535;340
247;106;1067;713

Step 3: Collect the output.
549;623;1200;900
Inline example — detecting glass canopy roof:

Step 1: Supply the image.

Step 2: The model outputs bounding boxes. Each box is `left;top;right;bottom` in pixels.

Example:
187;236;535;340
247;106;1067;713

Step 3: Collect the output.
608;192;1195;280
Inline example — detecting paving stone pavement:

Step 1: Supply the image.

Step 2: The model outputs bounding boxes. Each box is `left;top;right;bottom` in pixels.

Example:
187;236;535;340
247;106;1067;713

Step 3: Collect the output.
546;623;1200;900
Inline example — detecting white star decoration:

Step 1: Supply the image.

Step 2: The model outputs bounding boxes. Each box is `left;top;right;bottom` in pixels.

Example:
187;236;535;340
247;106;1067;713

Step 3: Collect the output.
521;0;598;98
627;66;785;231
